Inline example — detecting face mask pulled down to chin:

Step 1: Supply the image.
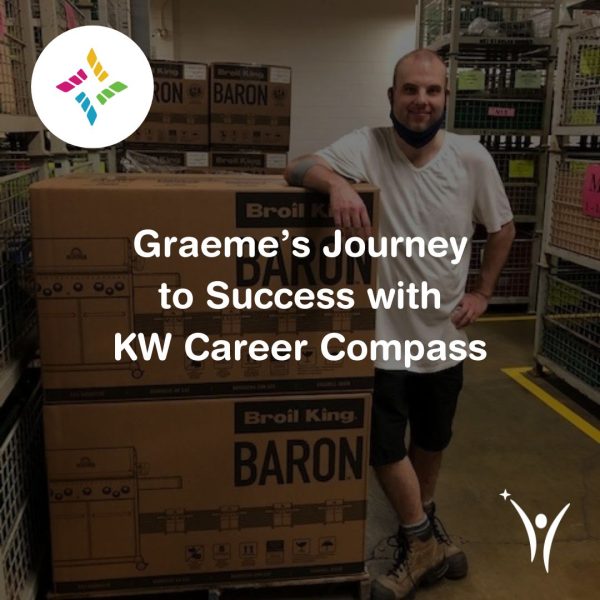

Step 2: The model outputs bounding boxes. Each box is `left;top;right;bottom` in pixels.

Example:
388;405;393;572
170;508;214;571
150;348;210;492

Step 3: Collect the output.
389;108;445;149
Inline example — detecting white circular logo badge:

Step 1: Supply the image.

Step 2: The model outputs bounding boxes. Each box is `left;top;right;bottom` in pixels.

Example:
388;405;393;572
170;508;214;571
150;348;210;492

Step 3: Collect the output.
31;26;154;148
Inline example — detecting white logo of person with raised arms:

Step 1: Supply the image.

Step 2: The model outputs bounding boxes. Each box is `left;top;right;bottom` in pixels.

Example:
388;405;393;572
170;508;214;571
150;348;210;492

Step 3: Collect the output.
31;26;153;148
500;489;570;573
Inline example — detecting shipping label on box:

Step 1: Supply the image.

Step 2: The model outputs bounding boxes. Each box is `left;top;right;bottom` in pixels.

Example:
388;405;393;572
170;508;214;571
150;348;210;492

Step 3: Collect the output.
31;175;378;400
44;393;370;593
210;63;291;151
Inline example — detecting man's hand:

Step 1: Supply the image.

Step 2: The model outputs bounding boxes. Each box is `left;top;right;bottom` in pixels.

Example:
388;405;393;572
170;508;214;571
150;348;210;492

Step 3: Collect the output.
451;292;489;329
330;181;372;238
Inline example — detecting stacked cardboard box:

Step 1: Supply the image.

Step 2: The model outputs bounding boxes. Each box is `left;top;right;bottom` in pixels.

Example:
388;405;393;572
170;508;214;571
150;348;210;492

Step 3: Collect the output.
210;62;291;152
127;60;210;149
31;174;378;595
121;61;291;175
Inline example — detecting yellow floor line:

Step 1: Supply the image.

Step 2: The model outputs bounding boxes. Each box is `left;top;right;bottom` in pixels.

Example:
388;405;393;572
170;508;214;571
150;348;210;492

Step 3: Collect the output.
502;367;600;444
478;315;536;322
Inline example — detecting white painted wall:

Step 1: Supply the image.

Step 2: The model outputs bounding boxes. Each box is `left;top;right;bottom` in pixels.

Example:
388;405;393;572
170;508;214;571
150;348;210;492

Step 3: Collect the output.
149;0;416;158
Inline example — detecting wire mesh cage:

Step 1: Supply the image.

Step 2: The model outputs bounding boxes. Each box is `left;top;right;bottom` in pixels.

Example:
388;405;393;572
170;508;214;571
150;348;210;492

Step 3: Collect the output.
420;0;557;48
549;157;600;261
481;136;543;216
0;376;45;600
466;269;531;299
468;226;534;301
559;25;600;129
541;268;600;390
0;169;38;367
0;153;30;176
470;228;534;270
452;44;550;131
0;0;34;116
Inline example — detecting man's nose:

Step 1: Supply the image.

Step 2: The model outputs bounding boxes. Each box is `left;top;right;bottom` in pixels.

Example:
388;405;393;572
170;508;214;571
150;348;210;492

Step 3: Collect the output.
414;89;427;104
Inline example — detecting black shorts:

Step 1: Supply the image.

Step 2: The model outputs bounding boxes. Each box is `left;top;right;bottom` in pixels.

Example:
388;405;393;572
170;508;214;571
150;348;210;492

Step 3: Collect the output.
369;362;464;467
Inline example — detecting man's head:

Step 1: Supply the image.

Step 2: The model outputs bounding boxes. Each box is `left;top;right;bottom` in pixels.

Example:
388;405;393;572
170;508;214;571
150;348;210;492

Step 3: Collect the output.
388;49;448;132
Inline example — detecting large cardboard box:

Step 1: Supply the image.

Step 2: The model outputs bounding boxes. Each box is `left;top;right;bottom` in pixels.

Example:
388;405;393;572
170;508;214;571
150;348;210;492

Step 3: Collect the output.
118;147;210;173
31;174;378;400
128;60;209;148
118;149;286;175
210;63;291;151
44;392;370;594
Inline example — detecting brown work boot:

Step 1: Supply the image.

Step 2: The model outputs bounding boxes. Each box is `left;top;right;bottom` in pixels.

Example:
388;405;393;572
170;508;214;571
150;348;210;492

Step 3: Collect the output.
424;502;468;580
371;523;447;600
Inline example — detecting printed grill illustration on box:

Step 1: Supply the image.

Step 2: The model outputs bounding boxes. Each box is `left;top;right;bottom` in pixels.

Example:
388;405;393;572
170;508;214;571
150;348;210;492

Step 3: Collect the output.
44;393;371;593
30;174;379;400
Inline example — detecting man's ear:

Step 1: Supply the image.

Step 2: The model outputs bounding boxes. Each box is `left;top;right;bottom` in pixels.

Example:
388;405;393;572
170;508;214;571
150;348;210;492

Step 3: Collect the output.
387;86;393;105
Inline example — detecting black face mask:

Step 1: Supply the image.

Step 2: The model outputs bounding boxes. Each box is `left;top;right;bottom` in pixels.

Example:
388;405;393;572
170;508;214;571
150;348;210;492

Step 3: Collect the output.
389;108;445;149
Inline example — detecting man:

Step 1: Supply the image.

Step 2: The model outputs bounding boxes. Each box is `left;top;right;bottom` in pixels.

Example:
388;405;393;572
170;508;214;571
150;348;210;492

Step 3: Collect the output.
284;49;515;600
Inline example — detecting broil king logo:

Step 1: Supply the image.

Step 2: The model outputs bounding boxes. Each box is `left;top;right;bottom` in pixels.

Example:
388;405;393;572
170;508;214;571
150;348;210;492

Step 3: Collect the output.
31;26;153;148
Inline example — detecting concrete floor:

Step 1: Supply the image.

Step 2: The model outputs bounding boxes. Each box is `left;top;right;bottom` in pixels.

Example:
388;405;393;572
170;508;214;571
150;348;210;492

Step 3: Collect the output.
45;319;599;600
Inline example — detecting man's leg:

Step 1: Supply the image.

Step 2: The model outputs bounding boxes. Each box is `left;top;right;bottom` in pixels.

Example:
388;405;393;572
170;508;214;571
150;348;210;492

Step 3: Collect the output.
374;456;424;524
408;363;468;580
408;444;443;505
370;369;447;600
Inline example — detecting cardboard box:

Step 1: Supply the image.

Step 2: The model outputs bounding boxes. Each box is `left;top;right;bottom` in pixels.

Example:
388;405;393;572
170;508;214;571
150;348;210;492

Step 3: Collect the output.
210;151;287;174
128;60;209;148
44;392;370;594
210;63;291;151
118;149;286;175
31;174;378;400
118;148;210;173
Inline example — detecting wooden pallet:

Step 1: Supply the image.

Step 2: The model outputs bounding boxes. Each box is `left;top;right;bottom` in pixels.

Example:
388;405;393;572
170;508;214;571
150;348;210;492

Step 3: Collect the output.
206;571;370;600
46;571;371;600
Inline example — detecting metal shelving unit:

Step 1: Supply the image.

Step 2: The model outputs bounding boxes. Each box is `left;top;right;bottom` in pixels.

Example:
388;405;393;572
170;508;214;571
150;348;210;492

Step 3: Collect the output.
0;372;47;600
0;168;38;409
418;0;560;308
533;5;600;404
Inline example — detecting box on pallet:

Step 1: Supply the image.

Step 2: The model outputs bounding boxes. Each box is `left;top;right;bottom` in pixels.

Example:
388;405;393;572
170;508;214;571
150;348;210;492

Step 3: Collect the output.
44;392;370;594
210;63;291;150
128;60;209;148
118;149;287;175
30;174;378;400
118;147;210;173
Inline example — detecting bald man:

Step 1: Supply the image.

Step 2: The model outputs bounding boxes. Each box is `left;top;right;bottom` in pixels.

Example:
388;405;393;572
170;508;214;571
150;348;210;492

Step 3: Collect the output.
285;49;515;600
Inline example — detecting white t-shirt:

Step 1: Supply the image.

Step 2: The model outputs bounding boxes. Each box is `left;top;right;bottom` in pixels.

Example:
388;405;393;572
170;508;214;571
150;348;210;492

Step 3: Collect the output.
316;127;513;373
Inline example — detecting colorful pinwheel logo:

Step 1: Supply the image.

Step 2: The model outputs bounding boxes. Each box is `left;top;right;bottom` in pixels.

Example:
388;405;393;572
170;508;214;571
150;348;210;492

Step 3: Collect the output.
55;48;128;126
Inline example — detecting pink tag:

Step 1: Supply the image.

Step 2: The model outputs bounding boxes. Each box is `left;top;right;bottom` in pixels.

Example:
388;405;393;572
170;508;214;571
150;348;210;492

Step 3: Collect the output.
582;164;600;218
64;1;78;29
488;107;516;117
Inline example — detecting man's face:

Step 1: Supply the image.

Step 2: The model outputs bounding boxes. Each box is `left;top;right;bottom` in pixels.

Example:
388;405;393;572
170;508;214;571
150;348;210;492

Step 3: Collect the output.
389;58;447;132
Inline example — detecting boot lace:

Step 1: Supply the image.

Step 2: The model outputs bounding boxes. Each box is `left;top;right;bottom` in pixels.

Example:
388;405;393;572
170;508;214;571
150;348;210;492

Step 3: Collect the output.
387;532;411;578
430;512;452;546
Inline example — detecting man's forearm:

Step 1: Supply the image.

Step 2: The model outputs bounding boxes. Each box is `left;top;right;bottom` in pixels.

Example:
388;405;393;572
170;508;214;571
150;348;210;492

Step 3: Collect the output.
474;221;516;298
284;155;351;194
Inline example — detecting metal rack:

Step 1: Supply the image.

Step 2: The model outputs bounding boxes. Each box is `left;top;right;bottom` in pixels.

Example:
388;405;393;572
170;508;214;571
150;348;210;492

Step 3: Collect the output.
553;23;600;134
480;135;548;222
535;263;600;402
0;168;38;409
418;1;560;307
0;372;46;600
533;6;600;404
418;0;559;50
